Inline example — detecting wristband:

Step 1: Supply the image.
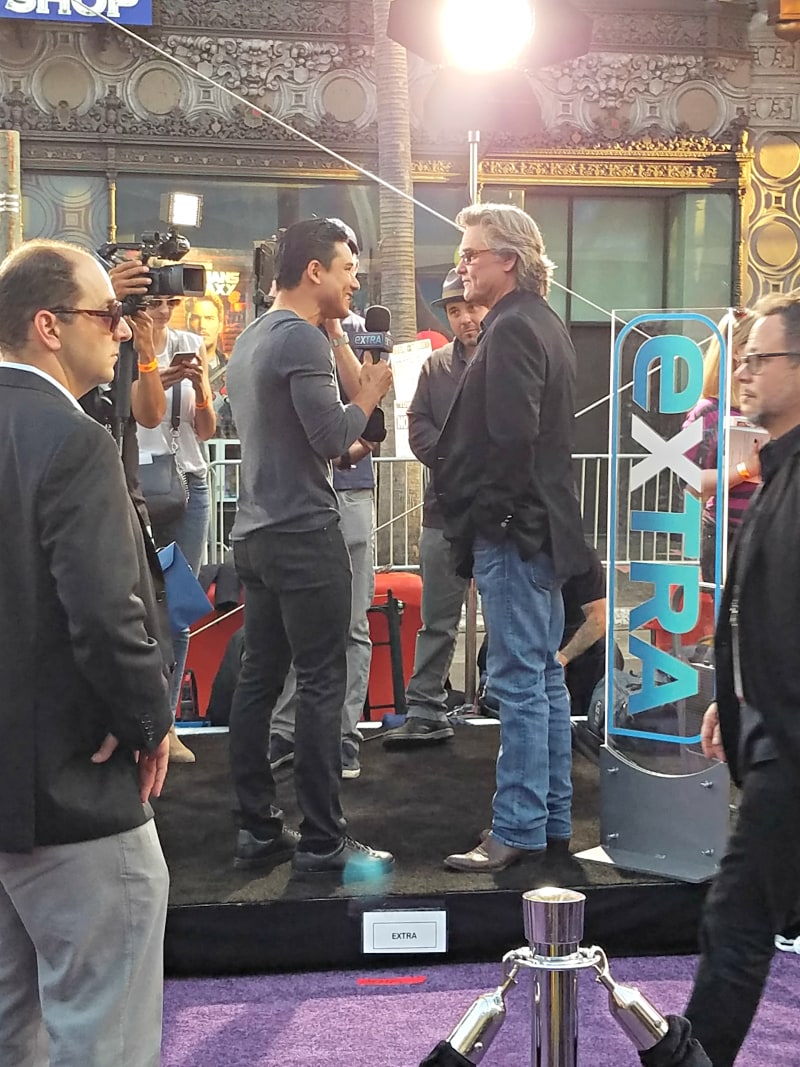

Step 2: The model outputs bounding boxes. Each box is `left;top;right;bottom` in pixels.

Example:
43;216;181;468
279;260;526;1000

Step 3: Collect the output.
195;397;210;410
736;461;751;481
137;358;159;374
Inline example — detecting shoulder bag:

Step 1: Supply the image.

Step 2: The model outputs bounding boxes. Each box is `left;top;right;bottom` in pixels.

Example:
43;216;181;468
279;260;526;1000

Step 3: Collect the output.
139;386;188;528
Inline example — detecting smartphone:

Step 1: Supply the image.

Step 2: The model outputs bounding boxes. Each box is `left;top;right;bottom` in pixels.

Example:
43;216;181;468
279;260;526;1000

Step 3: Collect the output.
170;352;199;366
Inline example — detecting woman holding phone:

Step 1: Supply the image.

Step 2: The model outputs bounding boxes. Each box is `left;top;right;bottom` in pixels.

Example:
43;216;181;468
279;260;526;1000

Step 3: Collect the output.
137;294;216;762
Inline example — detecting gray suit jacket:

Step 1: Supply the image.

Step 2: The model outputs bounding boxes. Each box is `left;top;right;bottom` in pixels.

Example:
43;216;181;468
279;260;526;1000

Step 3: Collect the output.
0;367;173;852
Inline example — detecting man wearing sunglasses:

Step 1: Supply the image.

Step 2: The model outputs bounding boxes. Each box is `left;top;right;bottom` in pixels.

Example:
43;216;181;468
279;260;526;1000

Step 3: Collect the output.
684;292;800;1067
0;239;173;1067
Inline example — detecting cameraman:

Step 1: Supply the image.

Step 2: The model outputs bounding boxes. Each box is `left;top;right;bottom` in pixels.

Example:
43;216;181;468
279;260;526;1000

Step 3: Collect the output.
79;257;167;522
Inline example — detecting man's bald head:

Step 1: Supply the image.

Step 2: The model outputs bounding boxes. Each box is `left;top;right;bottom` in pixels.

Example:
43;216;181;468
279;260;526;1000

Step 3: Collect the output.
0;240;88;354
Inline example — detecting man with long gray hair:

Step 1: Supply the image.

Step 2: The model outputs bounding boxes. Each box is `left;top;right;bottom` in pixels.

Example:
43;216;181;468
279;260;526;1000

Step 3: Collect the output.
435;203;588;872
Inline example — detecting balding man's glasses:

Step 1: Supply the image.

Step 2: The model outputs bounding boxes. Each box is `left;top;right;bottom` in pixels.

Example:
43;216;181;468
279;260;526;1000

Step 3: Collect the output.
49;301;124;333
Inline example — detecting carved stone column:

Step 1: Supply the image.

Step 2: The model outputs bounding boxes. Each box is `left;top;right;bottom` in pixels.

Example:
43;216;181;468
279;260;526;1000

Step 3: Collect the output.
0;130;22;259
745;9;800;301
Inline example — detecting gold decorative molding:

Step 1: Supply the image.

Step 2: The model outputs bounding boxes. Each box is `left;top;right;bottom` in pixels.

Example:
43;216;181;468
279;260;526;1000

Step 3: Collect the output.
479;136;746;190
410;159;456;180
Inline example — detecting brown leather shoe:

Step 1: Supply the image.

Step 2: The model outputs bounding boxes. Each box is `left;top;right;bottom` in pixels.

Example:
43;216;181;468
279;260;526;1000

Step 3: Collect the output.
444;835;544;872
479;827;571;854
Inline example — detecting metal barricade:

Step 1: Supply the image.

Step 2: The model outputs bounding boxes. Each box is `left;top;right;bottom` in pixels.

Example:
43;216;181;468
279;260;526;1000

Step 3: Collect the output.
206;439;240;564
204;442;686;569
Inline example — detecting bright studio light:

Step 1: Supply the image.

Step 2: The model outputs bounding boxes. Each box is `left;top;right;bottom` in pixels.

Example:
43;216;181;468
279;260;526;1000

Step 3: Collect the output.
440;0;534;72
160;191;204;228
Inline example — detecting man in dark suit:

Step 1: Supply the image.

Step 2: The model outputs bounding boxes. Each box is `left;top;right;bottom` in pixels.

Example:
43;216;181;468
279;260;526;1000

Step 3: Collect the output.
684;292;800;1067
435;203;588;872
0;239;173;1066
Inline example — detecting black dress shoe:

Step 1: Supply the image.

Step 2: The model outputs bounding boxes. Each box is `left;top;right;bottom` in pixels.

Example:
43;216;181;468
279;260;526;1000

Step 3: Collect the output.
234;827;300;870
292;836;394;877
382;717;454;747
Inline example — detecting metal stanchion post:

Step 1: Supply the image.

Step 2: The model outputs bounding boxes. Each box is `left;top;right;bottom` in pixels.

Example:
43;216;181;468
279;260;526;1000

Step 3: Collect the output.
523;887;586;1067
468;130;481;206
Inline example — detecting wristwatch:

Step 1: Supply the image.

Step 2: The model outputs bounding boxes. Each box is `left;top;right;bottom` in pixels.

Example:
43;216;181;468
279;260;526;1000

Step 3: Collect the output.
340;449;355;469
330;335;349;349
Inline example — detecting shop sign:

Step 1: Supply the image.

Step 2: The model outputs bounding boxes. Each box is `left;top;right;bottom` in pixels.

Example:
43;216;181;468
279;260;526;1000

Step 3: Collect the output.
2;0;152;25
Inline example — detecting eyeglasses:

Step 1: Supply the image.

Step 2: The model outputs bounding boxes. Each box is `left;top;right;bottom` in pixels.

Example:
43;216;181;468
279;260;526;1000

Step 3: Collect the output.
49;301;124;333
733;351;800;374
144;296;182;309
457;248;498;265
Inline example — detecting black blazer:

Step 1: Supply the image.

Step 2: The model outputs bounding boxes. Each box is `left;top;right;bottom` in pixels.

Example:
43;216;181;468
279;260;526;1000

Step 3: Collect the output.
715;428;800;786
434;288;588;581
0;367;173;852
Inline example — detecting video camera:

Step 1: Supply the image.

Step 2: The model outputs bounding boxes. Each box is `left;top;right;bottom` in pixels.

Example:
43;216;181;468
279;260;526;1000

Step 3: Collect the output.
97;228;207;316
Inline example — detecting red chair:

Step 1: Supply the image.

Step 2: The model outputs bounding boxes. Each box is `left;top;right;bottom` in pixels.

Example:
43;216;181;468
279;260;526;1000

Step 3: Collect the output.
366;571;422;719
184;584;243;719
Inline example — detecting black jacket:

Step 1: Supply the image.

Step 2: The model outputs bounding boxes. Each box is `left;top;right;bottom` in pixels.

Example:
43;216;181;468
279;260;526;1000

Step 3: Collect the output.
407;339;471;529
715;423;800;786
0;368;173;852
433;288;588;580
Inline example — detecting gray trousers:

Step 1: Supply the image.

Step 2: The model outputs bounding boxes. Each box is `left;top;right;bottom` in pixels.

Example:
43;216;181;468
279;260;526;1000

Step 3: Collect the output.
272;488;375;747
405;525;468;724
0;819;169;1067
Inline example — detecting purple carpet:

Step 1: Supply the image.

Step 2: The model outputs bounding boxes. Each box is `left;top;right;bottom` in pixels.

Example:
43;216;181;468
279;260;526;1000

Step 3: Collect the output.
162;952;799;1066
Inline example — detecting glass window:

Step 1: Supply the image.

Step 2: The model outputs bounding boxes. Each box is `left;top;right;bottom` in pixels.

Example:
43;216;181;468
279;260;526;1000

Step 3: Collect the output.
526;193;568;322
571;197;664;322
667;192;735;310
413;183;468;332
22;174;108;250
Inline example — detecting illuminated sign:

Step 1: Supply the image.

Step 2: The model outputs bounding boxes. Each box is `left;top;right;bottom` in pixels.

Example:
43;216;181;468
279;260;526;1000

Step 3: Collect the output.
608;312;727;744
1;0;152;24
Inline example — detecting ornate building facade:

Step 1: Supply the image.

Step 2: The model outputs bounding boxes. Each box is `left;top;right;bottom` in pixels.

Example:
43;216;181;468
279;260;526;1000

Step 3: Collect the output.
1;0;797;450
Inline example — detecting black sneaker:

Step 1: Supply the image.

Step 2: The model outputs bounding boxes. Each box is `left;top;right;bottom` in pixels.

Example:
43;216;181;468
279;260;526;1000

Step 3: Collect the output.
341;739;361;780
234;827;300;870
291;836;394;878
382;717;454;747
269;734;295;771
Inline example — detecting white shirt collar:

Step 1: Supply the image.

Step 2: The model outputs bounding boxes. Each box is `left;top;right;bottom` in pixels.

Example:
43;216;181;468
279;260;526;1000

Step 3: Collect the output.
0;362;83;412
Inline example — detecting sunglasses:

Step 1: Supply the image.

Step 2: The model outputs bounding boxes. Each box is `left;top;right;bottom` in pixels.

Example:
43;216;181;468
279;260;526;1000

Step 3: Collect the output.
144;296;182;309
49;301;124;333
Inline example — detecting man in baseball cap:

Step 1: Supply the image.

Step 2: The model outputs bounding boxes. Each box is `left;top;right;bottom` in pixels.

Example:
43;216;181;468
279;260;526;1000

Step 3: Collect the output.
384;268;488;747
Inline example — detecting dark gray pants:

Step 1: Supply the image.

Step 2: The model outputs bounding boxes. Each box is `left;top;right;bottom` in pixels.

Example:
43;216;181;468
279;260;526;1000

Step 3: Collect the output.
229;523;352;852
405;525;468;724
685;757;800;1067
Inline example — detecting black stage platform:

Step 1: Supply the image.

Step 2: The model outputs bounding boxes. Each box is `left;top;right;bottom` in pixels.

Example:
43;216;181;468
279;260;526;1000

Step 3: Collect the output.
155;727;710;975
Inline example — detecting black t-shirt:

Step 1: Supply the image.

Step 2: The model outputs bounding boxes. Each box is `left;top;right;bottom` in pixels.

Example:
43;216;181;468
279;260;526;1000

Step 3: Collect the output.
561;548;605;650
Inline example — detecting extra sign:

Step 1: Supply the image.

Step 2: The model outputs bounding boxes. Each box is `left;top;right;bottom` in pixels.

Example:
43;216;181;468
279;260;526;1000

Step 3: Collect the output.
608;312;728;745
2;0;152;23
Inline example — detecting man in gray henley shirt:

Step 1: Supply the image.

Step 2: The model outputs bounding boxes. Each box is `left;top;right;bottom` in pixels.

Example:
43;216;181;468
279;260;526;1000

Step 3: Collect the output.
225;218;393;877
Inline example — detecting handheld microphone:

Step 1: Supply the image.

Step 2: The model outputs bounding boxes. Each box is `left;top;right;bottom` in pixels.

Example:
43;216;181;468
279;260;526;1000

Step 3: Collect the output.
353;305;393;364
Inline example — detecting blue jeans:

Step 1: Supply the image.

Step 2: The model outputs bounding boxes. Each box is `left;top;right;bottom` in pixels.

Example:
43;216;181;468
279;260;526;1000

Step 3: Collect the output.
152;472;210;715
472;538;572;850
